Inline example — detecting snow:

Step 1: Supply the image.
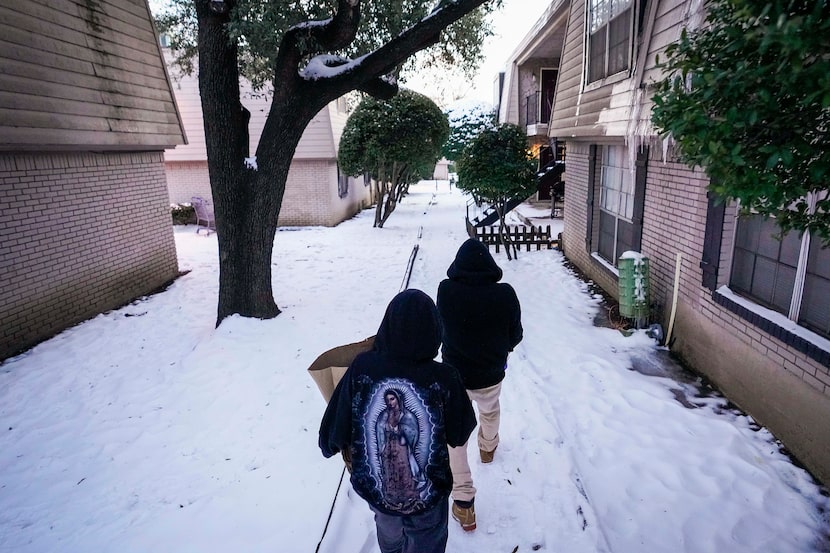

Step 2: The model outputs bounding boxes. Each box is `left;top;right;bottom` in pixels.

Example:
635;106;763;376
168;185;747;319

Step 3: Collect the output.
1;182;828;553
592;250;621;277
716;285;830;353
300;54;355;80
463;0;552;103
619;250;646;261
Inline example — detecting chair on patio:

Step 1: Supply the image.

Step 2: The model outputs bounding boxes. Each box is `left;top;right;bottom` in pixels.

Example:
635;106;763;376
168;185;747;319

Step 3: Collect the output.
191;196;216;235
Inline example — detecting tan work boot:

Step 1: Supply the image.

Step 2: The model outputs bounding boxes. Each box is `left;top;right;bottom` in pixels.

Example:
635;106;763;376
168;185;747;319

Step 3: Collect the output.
451;500;476;531
479;446;497;463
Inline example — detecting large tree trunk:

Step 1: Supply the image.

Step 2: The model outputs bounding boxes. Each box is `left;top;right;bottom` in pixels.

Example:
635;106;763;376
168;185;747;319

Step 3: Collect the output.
377;161;406;228
197;1;318;323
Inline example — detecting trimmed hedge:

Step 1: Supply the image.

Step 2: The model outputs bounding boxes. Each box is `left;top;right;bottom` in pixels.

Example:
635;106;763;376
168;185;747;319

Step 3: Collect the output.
171;204;196;225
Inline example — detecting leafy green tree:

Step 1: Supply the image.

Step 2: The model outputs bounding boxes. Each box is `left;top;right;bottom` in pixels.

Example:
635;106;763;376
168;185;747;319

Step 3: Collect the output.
152;0;501;324
339;90;449;228
455;123;536;259
652;0;830;241
442;102;496;162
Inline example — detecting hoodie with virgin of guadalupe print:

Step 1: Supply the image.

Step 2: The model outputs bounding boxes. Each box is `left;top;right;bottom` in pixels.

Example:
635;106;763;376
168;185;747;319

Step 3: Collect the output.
319;289;476;516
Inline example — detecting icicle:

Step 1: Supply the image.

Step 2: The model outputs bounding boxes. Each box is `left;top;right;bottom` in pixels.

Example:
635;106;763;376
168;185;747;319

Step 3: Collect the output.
661;135;672;164
625;87;645;185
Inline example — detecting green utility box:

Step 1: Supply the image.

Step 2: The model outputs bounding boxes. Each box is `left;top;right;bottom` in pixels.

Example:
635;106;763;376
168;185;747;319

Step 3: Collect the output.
618;252;650;325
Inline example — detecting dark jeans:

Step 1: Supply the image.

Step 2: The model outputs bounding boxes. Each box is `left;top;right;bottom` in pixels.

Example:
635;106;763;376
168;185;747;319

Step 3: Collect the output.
370;499;449;553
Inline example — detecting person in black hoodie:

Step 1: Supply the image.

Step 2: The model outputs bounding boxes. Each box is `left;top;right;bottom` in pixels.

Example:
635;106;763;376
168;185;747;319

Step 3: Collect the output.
436;238;523;531
319;289;476;553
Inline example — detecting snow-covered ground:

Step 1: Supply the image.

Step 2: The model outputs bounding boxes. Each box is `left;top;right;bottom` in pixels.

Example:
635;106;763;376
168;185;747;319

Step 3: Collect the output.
0;182;827;553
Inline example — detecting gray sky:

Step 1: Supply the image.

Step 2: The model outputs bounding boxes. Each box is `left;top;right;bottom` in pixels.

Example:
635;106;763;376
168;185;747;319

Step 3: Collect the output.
465;0;552;103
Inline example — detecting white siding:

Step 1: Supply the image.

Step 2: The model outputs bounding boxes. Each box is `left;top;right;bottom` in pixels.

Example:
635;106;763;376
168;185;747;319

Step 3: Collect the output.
164;53;339;162
549;0;640;138
0;0;185;150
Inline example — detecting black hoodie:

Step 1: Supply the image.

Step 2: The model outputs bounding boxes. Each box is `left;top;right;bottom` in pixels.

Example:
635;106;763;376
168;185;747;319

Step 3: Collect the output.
437;239;523;390
319;289;475;516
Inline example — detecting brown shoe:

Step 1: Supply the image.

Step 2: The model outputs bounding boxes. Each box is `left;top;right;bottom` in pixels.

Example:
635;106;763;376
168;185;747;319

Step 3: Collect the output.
479;446;496;463
451;500;476;531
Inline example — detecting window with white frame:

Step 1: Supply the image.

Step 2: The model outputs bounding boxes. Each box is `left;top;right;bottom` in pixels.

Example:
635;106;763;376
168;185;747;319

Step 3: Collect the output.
588;0;634;83
597;145;635;263
729;193;830;339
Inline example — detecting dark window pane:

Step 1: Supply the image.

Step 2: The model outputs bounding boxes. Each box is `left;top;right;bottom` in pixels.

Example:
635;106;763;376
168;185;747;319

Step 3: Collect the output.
802;235;830;338
617;218;635;254
757;217;782;259
779;228;802;267
731;213;826;331
598;210;616;262
800;274;830;338
750;257;777;306
807;236;830;279
607;9;631;75
730;249;755;292
589;29;607;82
337;173;349;198
735;215;760;250
771;265;795;313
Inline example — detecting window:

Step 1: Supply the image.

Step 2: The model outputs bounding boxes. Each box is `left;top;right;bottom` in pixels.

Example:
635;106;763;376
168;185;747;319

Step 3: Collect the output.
540;68;558;124
729;193;830;339
588;0;633;83
337;165;349;198
597;145;635;263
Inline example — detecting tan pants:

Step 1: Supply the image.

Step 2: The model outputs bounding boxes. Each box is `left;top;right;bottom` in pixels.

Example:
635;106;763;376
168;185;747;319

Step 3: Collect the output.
448;382;502;502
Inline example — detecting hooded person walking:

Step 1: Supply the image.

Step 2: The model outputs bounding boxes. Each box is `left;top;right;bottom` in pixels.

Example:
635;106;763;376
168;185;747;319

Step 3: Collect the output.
319;289;476;553
437;238;523;531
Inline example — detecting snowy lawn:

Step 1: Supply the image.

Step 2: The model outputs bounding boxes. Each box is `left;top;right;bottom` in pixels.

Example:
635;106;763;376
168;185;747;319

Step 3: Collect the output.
0;182;827;553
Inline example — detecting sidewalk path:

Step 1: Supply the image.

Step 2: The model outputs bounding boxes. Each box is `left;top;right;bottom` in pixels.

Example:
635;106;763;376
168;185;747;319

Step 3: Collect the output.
0;182;827;553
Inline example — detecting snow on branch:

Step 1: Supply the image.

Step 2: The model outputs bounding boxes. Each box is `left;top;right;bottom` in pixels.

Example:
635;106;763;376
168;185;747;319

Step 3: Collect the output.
300;54;363;80
320;0;490;90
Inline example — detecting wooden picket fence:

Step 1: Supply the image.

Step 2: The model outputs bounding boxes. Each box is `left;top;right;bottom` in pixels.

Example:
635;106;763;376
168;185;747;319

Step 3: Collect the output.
466;220;559;252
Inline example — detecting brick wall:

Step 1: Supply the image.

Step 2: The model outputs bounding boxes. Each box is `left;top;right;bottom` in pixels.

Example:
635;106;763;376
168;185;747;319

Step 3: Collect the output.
165;161;212;204
165;159;371;227
561;142;619;297
640;147;829;397
640;146;710;320
280;160;338;226
281;159;371;227
562;140;830;483
0;152;179;361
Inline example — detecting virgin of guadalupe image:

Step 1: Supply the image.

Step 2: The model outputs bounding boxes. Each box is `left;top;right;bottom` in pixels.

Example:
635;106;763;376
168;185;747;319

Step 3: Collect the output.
375;388;425;507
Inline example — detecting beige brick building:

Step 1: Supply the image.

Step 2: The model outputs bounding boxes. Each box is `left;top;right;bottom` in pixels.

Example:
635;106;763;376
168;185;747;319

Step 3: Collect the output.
163;52;373;227
498;0;830;484
0;0;186;361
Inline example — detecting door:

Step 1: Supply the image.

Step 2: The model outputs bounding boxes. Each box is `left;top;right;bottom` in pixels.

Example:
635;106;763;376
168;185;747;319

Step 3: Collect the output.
540;69;558;124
